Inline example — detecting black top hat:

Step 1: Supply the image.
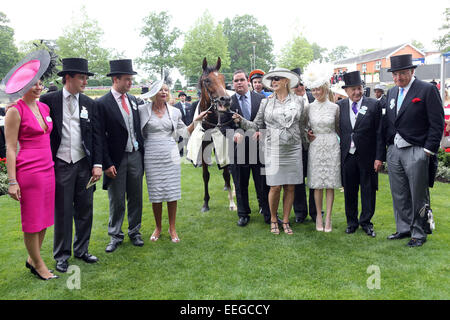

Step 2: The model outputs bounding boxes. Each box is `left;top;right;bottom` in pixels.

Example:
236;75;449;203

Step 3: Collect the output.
107;59;138;77
342;71;363;89
178;91;187;97
141;87;149;94
57;58;94;77
388;54;417;72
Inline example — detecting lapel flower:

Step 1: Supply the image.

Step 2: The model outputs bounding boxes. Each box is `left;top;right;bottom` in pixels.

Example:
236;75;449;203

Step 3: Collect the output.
412;98;421;103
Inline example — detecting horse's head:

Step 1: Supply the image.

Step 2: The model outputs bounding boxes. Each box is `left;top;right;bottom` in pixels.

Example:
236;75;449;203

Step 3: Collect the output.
199;57;231;111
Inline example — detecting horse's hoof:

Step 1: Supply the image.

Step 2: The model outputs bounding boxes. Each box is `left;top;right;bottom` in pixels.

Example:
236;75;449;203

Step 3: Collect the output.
229;205;237;211
223;186;229;191
201;206;210;212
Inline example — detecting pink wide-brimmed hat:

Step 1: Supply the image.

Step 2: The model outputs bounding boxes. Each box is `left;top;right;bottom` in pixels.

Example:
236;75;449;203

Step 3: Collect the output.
0;50;51;103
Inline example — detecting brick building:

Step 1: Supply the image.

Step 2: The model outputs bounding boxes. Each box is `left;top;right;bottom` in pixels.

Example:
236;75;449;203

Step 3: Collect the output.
333;43;425;83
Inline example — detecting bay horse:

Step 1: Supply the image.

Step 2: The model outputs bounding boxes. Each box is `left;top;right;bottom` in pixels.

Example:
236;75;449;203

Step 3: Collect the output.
196;57;236;212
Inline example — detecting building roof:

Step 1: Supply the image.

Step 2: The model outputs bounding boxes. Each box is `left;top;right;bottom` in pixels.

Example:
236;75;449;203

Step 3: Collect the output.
334;43;425;66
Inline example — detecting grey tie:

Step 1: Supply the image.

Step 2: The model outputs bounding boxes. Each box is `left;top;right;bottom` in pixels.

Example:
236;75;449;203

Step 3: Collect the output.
69;95;77;115
240;95;251;120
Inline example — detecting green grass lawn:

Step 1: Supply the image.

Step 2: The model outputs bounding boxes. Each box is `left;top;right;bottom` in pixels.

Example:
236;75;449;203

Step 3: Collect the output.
0;162;449;300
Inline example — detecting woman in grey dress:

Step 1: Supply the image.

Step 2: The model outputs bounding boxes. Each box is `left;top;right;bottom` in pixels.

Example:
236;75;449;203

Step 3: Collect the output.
303;63;341;233
139;81;208;243
233;68;305;235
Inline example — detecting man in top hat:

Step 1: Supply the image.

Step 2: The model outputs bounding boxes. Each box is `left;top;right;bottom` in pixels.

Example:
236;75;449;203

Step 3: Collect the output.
337;70;385;237
97;59;145;253
174;91;193;126
39;58;102;273
383;54;444;247
291;67;318;223
249;69;271;97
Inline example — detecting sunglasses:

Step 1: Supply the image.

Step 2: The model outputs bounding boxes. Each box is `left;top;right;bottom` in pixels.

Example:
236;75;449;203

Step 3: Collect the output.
269;76;285;82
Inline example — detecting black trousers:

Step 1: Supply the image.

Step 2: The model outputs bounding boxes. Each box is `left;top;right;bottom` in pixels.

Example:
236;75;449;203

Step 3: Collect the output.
342;152;377;229
53;157;94;262
293;149;317;221
230;163;269;220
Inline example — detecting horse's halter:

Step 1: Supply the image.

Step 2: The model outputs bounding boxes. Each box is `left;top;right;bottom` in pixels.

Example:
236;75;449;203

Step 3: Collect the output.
200;74;235;128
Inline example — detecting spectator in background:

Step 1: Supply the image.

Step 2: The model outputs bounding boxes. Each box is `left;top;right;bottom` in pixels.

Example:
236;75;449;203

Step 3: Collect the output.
249;69;272;98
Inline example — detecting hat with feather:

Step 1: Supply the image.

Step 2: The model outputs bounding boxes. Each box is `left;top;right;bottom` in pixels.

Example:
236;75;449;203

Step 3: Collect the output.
301;62;334;89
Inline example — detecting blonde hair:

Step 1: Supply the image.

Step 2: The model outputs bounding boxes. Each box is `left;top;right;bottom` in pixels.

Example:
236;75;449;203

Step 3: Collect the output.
150;83;172;103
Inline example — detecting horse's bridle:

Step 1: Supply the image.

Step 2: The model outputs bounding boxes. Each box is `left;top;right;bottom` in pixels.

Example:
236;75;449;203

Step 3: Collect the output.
200;78;236;129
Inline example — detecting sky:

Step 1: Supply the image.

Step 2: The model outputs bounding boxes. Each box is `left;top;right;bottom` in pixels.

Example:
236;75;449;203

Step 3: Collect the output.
2;0;449;82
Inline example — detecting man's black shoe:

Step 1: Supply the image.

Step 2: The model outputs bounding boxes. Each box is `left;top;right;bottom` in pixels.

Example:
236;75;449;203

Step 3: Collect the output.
387;232;411;240
407;238;426;247
362;226;376;237
295;217;305;223
55;260;69;273
345;226;358;234
237;216;250;227
75;253;99;263
105;240;122;253
131;235;144;247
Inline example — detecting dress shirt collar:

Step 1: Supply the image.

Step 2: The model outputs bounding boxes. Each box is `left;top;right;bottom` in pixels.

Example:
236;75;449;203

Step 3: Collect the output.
111;87;127;101
236;90;251;100
63;87;79;101
399;76;416;93
348;96;363;110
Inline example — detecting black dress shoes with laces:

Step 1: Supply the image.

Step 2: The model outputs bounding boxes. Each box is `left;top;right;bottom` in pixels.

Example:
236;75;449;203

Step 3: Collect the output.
55;260;69;273
131;235;144;247
237;216;250;227
75;253;99;263
387;232;411;240
362;226;376;237
407;238;426;247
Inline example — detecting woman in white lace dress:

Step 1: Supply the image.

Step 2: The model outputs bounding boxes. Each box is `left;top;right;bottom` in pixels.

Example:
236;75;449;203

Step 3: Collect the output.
303;63;341;232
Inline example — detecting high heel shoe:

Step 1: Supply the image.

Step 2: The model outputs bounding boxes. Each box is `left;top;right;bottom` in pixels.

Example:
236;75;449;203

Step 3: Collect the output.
316;221;324;232
150;231;160;242
168;229;180;243
324;221;332;233
29;265;59;281
26;260;53;273
282;222;294;235
270;221;280;235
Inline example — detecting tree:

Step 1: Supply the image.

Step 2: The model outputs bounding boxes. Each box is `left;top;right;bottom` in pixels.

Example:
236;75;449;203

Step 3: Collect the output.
278;35;314;71
410;40;425;51
178;11;230;81
137;11;181;79
222;14;275;76
433;8;450;52
55;6;122;78
0;12;19;79
174;79;182;91
311;42;327;62
327;45;354;62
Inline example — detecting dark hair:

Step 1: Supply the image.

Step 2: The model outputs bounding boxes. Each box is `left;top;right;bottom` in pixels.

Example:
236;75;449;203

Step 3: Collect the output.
111;75;123;82
62;72;77;85
233;69;248;80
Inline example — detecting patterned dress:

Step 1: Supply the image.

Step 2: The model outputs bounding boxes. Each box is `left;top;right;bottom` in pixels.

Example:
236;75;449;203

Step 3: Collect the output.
306;99;342;189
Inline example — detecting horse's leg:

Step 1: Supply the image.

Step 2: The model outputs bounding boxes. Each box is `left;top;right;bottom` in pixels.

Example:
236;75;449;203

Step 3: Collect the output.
223;167;237;211
201;162;210;212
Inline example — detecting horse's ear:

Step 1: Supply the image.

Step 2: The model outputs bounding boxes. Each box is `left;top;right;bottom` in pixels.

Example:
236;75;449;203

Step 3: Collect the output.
216;57;221;71
202;58;208;71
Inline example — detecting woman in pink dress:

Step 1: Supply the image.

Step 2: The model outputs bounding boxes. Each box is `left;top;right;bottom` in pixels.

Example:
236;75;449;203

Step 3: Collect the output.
3;51;58;280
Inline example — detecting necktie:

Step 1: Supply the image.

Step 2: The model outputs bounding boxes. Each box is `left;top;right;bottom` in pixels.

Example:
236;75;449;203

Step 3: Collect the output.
240;95;251;120
69;95;77;115
351;101;358;115
397;88;405;113
121;94;130;115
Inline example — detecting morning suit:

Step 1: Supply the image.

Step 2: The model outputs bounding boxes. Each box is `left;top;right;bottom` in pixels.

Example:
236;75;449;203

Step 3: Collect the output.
97;90;144;243
229;91;270;221
40;89;102;262
338;96;384;229
383;77;444;240
293;91;317;222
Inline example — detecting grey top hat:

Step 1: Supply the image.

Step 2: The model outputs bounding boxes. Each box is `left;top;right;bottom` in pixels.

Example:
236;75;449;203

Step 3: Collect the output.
107;59;138;77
